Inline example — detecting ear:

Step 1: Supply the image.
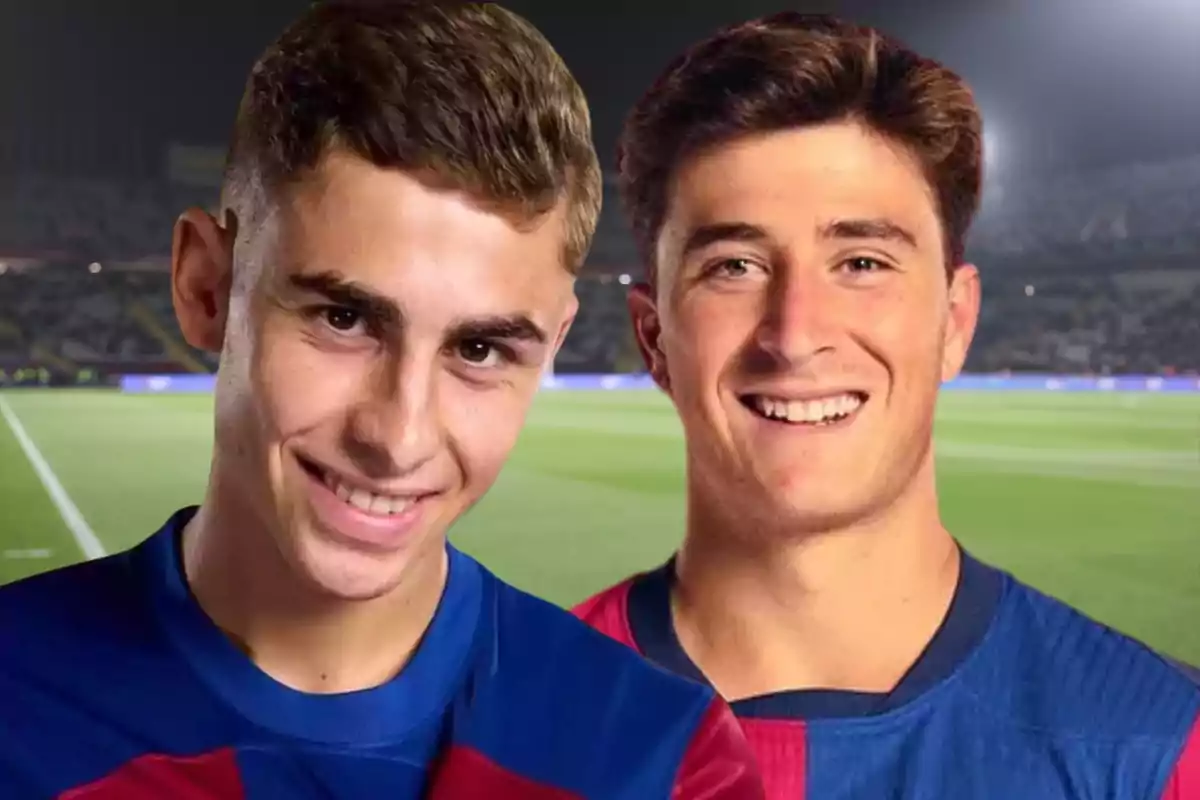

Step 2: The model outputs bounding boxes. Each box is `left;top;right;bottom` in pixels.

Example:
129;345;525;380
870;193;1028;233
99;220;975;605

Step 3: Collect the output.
941;263;981;382
628;282;670;394
172;207;236;353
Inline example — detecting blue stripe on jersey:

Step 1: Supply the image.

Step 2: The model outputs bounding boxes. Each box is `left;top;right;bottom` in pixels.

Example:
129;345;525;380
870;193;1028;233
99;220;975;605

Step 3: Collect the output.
1165;657;1200;686
803;578;1200;799
444;570;719;798
139;507;481;744
960;577;1200;740
0;507;726;798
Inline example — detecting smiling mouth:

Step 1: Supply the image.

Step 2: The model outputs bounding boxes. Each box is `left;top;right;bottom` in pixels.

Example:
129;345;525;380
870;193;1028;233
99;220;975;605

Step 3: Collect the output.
296;455;429;517
738;391;869;426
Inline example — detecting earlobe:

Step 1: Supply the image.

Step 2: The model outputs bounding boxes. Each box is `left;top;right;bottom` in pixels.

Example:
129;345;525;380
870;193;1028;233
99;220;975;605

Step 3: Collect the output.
172;207;235;354
627;283;670;393
941;263;981;381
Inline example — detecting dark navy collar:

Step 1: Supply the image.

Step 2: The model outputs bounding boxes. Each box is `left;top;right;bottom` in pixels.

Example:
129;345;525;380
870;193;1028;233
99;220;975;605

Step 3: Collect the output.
136;506;484;744
627;546;1005;720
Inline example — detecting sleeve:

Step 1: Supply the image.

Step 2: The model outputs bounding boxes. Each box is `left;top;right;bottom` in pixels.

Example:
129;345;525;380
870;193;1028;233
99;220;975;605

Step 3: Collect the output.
671;699;766;799
1160;715;1200;800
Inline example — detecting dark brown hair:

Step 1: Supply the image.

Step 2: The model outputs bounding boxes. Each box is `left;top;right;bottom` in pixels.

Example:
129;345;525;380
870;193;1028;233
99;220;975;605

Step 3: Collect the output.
224;0;601;271
618;13;983;281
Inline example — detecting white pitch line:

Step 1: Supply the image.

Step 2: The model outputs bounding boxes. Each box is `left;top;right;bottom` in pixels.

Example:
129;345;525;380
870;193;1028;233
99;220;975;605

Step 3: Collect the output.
0;395;106;560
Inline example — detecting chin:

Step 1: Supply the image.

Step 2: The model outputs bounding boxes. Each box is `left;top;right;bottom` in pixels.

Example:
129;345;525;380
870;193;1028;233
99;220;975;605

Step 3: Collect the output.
288;528;416;603
764;496;877;536
736;466;884;535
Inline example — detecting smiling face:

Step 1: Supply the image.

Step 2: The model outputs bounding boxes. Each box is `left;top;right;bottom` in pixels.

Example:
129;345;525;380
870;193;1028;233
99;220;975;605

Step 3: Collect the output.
631;120;980;537
174;150;576;601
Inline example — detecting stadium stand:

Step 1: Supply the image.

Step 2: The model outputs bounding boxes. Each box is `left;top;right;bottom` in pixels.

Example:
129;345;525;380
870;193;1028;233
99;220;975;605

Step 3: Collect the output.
0;156;1197;384
970;269;1200;375
0;265;212;378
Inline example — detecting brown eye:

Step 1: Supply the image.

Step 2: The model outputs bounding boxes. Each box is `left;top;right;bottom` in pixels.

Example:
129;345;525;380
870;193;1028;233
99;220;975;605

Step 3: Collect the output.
458;339;500;367
718;259;751;277
323;306;362;332
843;257;889;273
705;258;763;280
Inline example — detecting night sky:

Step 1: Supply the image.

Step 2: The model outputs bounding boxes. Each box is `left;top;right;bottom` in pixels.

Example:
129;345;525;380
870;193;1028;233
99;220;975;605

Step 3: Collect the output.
0;0;1197;182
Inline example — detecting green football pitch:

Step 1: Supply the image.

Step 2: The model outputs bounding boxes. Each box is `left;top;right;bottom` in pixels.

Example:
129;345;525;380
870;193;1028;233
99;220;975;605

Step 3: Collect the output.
2;388;1198;662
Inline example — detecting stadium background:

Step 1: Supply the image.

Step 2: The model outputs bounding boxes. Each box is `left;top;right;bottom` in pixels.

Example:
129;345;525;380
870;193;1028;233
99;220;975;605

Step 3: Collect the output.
1;0;1197;662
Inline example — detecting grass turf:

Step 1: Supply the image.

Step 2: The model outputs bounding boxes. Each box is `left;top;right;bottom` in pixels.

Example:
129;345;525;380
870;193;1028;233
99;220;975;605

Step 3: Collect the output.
2;387;1198;662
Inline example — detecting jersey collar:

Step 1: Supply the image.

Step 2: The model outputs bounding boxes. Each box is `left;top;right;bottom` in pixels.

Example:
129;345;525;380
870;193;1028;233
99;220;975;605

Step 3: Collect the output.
137;506;483;743
626;545;1006;720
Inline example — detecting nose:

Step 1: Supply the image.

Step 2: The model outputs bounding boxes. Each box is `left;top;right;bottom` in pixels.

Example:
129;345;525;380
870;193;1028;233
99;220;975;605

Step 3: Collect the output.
748;265;839;372
343;351;441;480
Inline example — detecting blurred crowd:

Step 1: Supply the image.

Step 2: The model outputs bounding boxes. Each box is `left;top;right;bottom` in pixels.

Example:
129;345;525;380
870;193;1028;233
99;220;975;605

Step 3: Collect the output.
971;156;1200;264
970;271;1199;375
0;154;1197;378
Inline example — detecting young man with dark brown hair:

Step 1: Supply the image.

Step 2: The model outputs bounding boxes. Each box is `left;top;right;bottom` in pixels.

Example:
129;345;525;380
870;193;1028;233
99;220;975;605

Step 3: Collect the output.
577;13;1200;799
0;3;763;797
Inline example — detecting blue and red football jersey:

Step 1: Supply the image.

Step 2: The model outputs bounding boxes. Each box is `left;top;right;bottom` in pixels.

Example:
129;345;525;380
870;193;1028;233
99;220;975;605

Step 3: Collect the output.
577;550;1200;799
0;507;764;799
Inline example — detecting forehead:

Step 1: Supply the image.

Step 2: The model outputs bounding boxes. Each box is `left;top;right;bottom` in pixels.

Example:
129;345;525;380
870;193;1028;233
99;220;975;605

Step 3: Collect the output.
265;151;572;316
660;121;943;256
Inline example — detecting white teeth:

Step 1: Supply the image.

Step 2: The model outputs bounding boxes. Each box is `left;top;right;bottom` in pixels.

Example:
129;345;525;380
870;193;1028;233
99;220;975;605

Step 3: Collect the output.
369;494;412;515
348;489;374;512
323;472;414;515
750;392;864;425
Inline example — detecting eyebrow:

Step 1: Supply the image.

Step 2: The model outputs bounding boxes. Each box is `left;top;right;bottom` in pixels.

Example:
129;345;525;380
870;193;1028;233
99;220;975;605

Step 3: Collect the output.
288;272;402;327
680;222;770;260
448;315;548;345
289;272;548;345
819;217;919;249
679;217;918;260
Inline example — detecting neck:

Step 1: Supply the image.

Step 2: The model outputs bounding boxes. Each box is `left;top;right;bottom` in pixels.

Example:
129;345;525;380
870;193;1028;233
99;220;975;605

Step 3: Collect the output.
673;455;959;702
182;469;447;695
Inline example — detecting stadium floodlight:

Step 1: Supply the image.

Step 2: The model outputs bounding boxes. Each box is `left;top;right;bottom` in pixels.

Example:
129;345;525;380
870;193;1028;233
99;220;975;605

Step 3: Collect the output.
618;273;632;285
88;262;102;274
982;127;1003;179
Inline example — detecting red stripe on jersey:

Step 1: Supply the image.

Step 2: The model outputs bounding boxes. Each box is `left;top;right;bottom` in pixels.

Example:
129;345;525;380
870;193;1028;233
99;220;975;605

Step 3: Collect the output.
427;746;582;799
674;700;767;799
572;581;639;650
739;718;807;800
58;749;244;799
1160;713;1200;799
577;581;767;798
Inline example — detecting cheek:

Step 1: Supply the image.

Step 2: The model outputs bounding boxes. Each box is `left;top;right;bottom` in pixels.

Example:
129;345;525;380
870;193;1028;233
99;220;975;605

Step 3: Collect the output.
667;298;749;387
862;285;946;370
255;322;364;441
441;380;533;484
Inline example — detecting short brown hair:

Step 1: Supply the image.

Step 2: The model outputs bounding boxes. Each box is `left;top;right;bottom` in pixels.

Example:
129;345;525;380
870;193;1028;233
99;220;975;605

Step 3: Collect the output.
224;0;601;271
618;13;982;282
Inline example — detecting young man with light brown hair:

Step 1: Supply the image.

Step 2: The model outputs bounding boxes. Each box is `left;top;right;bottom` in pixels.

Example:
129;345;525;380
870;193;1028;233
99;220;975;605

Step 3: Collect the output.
0;3;763;797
